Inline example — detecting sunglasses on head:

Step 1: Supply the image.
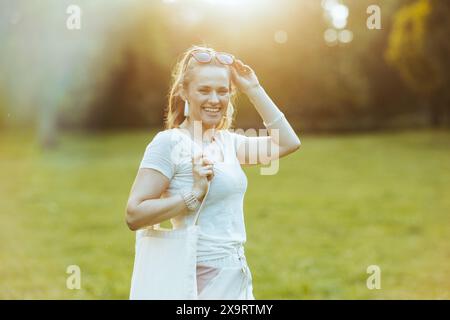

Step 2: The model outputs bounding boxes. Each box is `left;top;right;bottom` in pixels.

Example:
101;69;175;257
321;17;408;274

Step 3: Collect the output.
189;49;235;66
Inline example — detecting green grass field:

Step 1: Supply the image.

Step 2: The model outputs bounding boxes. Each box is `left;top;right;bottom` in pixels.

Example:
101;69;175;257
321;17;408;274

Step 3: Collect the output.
0;129;449;299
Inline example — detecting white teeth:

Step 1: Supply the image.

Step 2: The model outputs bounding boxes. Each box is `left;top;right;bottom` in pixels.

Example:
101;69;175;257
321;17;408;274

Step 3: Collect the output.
203;108;220;112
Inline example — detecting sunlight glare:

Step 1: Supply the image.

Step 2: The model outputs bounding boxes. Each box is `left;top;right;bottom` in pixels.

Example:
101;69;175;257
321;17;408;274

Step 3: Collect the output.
200;0;263;10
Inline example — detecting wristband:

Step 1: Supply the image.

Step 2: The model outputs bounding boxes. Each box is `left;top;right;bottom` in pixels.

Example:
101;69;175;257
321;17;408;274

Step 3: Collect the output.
181;190;201;211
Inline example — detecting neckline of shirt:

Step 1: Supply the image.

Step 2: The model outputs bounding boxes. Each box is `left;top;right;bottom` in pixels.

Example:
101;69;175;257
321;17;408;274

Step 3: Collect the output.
171;128;227;164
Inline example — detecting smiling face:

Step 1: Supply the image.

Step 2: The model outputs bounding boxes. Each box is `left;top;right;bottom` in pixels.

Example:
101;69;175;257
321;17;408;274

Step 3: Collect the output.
182;64;231;130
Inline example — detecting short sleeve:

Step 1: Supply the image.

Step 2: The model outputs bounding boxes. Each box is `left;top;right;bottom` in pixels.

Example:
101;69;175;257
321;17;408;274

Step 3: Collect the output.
139;131;175;180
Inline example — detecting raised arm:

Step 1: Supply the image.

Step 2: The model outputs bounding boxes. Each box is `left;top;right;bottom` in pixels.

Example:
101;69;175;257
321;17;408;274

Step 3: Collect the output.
231;60;301;166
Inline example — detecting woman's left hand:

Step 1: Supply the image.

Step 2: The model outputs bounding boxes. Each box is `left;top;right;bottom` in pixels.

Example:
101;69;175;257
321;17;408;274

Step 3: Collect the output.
230;59;261;95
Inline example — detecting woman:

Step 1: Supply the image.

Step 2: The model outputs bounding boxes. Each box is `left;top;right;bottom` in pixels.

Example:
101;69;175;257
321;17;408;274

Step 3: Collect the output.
126;45;301;299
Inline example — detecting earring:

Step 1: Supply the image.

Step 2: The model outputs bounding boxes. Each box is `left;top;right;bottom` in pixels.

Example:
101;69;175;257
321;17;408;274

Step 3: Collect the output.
184;100;189;117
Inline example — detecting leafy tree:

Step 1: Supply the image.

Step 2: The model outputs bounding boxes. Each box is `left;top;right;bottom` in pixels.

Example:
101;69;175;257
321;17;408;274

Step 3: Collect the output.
386;0;449;126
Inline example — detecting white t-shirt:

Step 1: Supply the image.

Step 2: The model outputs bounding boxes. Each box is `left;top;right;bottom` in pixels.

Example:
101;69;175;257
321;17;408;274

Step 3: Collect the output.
138;128;250;262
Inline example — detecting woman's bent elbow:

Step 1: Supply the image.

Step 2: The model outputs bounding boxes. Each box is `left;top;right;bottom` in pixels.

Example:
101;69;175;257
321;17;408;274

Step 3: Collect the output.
126;207;139;231
292;138;301;152
287;140;301;154
294;140;301;151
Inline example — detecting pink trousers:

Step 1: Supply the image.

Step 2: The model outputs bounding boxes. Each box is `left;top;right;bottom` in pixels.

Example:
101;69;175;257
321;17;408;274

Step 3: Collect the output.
196;245;255;300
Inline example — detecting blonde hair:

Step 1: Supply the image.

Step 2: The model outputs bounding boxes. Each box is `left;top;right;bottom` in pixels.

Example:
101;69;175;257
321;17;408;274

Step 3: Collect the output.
164;45;237;130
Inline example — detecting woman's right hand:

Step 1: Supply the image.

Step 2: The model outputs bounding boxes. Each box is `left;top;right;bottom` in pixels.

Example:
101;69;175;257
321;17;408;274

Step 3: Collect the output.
192;153;214;200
